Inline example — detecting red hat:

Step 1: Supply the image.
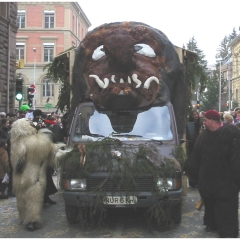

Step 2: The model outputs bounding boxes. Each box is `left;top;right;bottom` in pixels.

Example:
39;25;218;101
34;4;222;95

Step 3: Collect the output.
204;110;221;120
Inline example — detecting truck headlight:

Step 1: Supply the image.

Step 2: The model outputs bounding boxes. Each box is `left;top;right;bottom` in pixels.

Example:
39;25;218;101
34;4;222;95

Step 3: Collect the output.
156;178;181;191
63;179;87;191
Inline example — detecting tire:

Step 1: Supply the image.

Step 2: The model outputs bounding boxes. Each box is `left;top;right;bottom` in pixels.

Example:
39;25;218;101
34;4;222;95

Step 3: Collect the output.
65;204;79;224
170;200;182;224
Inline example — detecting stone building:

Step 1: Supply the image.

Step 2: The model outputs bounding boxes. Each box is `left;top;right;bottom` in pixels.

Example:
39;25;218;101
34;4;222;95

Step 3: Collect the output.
0;3;18;113
230;34;240;107
16;2;91;113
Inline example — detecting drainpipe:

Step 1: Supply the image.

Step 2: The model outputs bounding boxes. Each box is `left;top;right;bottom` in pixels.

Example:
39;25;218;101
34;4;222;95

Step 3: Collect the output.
7;3;10;113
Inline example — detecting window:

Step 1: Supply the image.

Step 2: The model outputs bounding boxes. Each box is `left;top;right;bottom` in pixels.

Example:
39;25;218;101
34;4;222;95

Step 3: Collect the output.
72;15;75;33
78;23;80;38
17;11;25;28
82;28;84;39
0;3;7;18
43;43;54;62
73;104;173;141
16;44;25;60
42;78;54;97
44;11;54;28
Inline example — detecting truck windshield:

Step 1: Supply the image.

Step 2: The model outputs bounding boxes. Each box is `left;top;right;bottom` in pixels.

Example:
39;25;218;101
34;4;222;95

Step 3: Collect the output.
72;105;173;141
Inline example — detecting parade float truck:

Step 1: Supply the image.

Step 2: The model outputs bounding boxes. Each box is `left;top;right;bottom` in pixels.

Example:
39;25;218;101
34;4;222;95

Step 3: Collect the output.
59;22;194;226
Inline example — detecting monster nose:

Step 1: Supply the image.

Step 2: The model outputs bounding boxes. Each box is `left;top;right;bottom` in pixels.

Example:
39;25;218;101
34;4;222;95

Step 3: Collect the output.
104;30;135;71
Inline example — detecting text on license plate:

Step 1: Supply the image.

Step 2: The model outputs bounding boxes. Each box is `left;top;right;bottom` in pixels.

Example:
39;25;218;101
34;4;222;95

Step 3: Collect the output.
103;196;137;205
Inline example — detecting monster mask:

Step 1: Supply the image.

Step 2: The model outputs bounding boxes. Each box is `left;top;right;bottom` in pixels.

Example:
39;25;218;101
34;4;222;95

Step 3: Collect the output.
70;22;187;137
72;21;183;110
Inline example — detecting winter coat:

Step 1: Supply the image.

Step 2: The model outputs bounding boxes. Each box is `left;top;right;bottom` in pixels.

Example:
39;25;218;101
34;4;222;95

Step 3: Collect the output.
185;124;240;198
0;146;10;179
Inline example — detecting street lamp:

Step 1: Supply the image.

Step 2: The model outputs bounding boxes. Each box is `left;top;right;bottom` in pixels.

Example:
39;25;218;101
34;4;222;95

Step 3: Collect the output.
227;65;230;111
216;59;222;112
33;48;36;110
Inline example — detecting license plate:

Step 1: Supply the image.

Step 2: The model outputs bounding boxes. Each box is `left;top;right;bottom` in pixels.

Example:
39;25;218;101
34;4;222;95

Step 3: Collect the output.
103;196;137;205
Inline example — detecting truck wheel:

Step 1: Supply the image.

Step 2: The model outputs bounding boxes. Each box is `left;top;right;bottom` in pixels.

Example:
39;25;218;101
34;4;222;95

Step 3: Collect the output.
65;204;79;224
171;200;182;224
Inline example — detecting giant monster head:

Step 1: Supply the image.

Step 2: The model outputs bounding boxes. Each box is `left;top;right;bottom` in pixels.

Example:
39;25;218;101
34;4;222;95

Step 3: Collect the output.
70;22;187;137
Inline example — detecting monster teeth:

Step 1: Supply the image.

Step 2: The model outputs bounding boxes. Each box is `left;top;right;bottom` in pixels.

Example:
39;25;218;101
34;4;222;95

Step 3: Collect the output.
89;75;109;89
89;74;159;89
143;76;159;89
132;74;142;88
111;75;116;83
89;75;104;88
103;78;109;88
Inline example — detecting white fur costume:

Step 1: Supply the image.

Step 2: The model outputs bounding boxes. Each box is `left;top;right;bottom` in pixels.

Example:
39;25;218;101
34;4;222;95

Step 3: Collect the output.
10;118;65;228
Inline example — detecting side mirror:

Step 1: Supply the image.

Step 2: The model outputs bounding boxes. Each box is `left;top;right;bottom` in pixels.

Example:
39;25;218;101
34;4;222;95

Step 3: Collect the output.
179;139;186;145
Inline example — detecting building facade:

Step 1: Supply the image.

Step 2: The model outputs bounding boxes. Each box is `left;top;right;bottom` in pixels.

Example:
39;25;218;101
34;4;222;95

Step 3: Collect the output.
0;3;18;113
221;58;232;110
230;35;240;107
16;2;91;112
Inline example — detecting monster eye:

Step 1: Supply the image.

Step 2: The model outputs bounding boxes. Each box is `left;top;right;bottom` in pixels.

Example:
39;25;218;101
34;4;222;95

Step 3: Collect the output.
92;45;106;60
134;45;142;51
134;43;156;57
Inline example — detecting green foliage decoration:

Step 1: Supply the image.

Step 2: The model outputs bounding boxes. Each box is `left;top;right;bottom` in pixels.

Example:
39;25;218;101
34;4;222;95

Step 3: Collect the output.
43;47;75;112
59;138;185;227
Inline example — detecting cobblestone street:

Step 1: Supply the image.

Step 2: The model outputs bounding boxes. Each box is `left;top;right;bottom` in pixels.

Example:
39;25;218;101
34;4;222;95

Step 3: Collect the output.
1;176;231;238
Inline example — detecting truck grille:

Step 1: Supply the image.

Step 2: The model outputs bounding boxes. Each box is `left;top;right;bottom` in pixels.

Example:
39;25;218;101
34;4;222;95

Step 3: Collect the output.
87;176;154;192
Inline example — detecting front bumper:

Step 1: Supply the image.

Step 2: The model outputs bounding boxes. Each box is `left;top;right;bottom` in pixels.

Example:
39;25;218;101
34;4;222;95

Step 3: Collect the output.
62;189;182;208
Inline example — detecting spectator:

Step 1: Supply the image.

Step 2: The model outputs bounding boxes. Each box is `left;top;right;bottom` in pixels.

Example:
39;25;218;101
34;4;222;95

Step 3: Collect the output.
0;138;10;199
32;109;58;205
219;112;224;122
25;109;34;120
0;112;6;119
186;110;202;187
186;110;202;154
0;119;10;145
234;110;240;123
55;114;63;128
184;109;240;237
0;118;13;196
19;104;30;117
223;113;234;124
199;111;205;128
233;107;240;123
44;115;56;128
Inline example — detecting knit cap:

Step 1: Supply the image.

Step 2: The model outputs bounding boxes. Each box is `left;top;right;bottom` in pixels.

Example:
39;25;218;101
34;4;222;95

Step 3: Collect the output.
204;110;221;120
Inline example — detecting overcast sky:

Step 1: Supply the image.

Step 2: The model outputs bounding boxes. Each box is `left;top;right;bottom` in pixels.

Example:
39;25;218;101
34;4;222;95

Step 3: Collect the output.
79;0;240;66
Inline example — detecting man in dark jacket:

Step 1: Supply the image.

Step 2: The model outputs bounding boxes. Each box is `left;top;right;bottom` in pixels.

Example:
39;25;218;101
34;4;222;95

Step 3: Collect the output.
185;110;240;238
32;109;57;205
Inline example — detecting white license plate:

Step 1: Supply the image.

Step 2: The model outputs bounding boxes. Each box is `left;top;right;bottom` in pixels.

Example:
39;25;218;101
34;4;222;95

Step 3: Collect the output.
103;196;137;205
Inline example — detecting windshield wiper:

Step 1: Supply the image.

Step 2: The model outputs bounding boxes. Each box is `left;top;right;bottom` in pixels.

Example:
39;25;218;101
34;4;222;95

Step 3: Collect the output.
82;133;105;137
111;134;143;138
150;139;163;144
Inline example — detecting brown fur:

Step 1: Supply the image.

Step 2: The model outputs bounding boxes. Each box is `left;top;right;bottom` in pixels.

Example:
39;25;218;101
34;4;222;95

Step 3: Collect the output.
70;22;187;137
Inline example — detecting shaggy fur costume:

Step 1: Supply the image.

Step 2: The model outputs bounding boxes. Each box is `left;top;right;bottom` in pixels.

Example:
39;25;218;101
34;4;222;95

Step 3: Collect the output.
185;124;240;238
10;118;65;229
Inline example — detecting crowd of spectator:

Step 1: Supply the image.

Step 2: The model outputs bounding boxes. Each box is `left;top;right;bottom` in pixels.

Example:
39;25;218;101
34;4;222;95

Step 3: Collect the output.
0;106;67;199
